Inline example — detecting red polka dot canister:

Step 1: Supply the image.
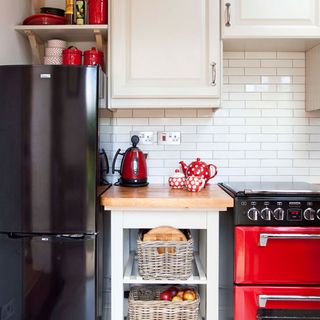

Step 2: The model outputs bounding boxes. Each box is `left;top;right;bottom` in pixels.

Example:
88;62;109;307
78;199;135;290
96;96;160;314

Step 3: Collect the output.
168;169;186;189
185;176;206;192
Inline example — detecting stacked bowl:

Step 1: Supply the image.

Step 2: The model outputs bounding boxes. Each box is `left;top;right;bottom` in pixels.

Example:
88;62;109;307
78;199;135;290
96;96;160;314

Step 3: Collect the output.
44;39;67;65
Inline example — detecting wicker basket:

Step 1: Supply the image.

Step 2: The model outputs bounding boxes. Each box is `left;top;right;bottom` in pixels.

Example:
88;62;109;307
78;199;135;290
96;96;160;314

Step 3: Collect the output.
137;230;193;280
128;286;200;320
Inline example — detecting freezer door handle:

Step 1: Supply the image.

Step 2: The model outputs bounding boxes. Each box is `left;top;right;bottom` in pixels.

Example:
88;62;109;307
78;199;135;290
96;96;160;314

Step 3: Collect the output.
7;232;35;239
6;232;97;240
57;234;97;239
259;233;320;246
258;294;320;308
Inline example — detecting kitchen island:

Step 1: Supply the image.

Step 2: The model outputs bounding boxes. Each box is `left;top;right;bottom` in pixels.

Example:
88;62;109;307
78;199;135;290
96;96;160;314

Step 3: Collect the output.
100;184;234;320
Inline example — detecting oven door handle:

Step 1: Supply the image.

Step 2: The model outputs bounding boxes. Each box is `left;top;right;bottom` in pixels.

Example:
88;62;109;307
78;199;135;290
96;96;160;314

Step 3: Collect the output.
259;233;320;246
258;294;320;308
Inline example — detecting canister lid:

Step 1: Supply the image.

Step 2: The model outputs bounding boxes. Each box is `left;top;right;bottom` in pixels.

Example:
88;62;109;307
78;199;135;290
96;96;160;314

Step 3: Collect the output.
84;47;103;57
63;46;82;55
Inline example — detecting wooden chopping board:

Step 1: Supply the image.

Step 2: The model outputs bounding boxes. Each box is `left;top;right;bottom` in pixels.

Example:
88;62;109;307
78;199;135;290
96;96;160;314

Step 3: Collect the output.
143;226;187;241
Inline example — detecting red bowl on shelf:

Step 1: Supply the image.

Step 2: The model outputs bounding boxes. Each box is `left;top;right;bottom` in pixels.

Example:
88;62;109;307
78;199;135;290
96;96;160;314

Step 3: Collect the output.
23;14;65;25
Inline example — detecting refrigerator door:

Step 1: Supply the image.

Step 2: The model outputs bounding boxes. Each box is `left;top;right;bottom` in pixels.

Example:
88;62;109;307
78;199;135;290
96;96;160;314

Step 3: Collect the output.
0;233;96;320
0;65;98;233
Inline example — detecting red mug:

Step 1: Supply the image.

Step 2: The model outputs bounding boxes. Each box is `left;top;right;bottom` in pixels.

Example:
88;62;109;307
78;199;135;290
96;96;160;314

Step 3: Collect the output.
84;47;104;69
62;47;82;65
88;0;107;24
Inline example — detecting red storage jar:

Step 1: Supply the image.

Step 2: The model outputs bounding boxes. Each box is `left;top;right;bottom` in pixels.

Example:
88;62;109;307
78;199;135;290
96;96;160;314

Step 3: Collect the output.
84;47;104;69
88;0;107;24
62;47;82;65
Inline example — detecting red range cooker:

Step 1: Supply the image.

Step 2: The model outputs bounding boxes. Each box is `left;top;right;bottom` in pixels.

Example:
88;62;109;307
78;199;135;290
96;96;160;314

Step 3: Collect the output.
219;182;320;320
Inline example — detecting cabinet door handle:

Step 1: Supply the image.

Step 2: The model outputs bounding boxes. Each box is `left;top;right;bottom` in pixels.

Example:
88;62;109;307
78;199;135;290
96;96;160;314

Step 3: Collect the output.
225;3;231;27
211;62;217;86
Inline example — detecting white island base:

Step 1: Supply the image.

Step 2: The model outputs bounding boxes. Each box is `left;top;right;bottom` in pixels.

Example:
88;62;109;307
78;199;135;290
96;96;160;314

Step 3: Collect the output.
107;208;229;320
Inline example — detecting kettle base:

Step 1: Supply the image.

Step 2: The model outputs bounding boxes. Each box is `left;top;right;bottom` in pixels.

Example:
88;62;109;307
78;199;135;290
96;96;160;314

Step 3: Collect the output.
115;178;149;187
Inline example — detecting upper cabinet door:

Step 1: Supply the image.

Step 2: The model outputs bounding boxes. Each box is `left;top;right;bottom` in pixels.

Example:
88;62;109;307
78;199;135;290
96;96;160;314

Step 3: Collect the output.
222;0;320;38
110;0;220;104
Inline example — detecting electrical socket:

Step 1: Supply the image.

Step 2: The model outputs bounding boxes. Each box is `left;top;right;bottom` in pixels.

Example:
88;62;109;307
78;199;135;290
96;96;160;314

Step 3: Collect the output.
130;131;154;145
157;132;181;145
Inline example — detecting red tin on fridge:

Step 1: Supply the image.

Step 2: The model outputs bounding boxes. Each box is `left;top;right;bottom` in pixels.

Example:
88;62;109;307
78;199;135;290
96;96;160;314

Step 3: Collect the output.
84;47;104;69
62;47;82;65
88;0;107;24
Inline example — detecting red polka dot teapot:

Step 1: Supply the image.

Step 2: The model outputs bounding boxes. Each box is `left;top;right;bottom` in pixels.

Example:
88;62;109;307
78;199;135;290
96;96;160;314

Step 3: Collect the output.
179;158;218;185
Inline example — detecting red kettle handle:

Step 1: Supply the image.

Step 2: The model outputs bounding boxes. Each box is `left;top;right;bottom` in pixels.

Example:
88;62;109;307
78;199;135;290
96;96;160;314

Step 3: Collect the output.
208;164;218;180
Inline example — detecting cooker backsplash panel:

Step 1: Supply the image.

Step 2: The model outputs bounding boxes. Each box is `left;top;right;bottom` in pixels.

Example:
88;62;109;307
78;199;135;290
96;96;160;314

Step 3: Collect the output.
100;52;320;184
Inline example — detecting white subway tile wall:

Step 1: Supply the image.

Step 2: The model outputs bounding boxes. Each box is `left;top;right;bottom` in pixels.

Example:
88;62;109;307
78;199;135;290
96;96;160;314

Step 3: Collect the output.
99;52;320;184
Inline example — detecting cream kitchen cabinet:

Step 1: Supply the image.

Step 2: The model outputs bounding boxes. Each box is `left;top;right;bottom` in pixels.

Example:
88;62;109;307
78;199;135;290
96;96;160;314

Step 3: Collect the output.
222;0;320;38
109;0;221;109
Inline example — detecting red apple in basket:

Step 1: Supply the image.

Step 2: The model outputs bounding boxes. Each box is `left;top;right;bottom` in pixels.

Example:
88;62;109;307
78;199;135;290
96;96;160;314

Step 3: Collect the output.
167;286;179;297
160;290;173;301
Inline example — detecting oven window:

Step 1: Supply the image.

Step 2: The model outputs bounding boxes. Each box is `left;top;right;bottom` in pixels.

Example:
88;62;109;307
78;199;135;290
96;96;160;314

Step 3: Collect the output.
257;309;320;319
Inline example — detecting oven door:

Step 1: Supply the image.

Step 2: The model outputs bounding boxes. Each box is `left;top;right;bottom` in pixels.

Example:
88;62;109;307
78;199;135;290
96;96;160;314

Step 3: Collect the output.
235;226;320;285
234;286;320;320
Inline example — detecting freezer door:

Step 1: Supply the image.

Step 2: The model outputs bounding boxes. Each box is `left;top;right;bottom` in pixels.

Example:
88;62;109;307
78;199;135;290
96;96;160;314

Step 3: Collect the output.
0;65;98;233
0;233;96;320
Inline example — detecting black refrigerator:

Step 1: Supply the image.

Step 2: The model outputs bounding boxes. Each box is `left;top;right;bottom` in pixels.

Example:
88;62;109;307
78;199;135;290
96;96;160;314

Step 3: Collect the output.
0;65;102;320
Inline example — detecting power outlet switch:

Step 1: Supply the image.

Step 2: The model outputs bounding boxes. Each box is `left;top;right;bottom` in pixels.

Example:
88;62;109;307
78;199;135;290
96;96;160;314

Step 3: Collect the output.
157;132;181;145
130;131;154;145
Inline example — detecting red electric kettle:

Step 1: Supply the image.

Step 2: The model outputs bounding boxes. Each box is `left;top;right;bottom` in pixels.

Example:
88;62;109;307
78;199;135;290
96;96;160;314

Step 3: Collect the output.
112;135;148;187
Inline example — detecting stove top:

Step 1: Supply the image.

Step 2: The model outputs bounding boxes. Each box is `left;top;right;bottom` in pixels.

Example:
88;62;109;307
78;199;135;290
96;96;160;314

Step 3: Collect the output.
219;181;320;197
218;182;320;226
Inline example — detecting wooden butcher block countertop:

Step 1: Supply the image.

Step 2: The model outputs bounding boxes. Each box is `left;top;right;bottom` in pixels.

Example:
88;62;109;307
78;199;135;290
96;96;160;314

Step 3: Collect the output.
99;184;234;209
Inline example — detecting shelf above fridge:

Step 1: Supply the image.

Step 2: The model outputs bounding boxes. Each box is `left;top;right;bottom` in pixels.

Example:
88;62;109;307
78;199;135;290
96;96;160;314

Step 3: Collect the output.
15;24;108;42
14;25;108;64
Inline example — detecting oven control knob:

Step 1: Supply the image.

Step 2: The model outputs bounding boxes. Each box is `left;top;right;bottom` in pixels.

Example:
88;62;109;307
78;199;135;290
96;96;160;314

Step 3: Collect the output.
317;209;320;220
273;208;285;221
304;208;316;221
260;208;272;221
247;208;259;221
